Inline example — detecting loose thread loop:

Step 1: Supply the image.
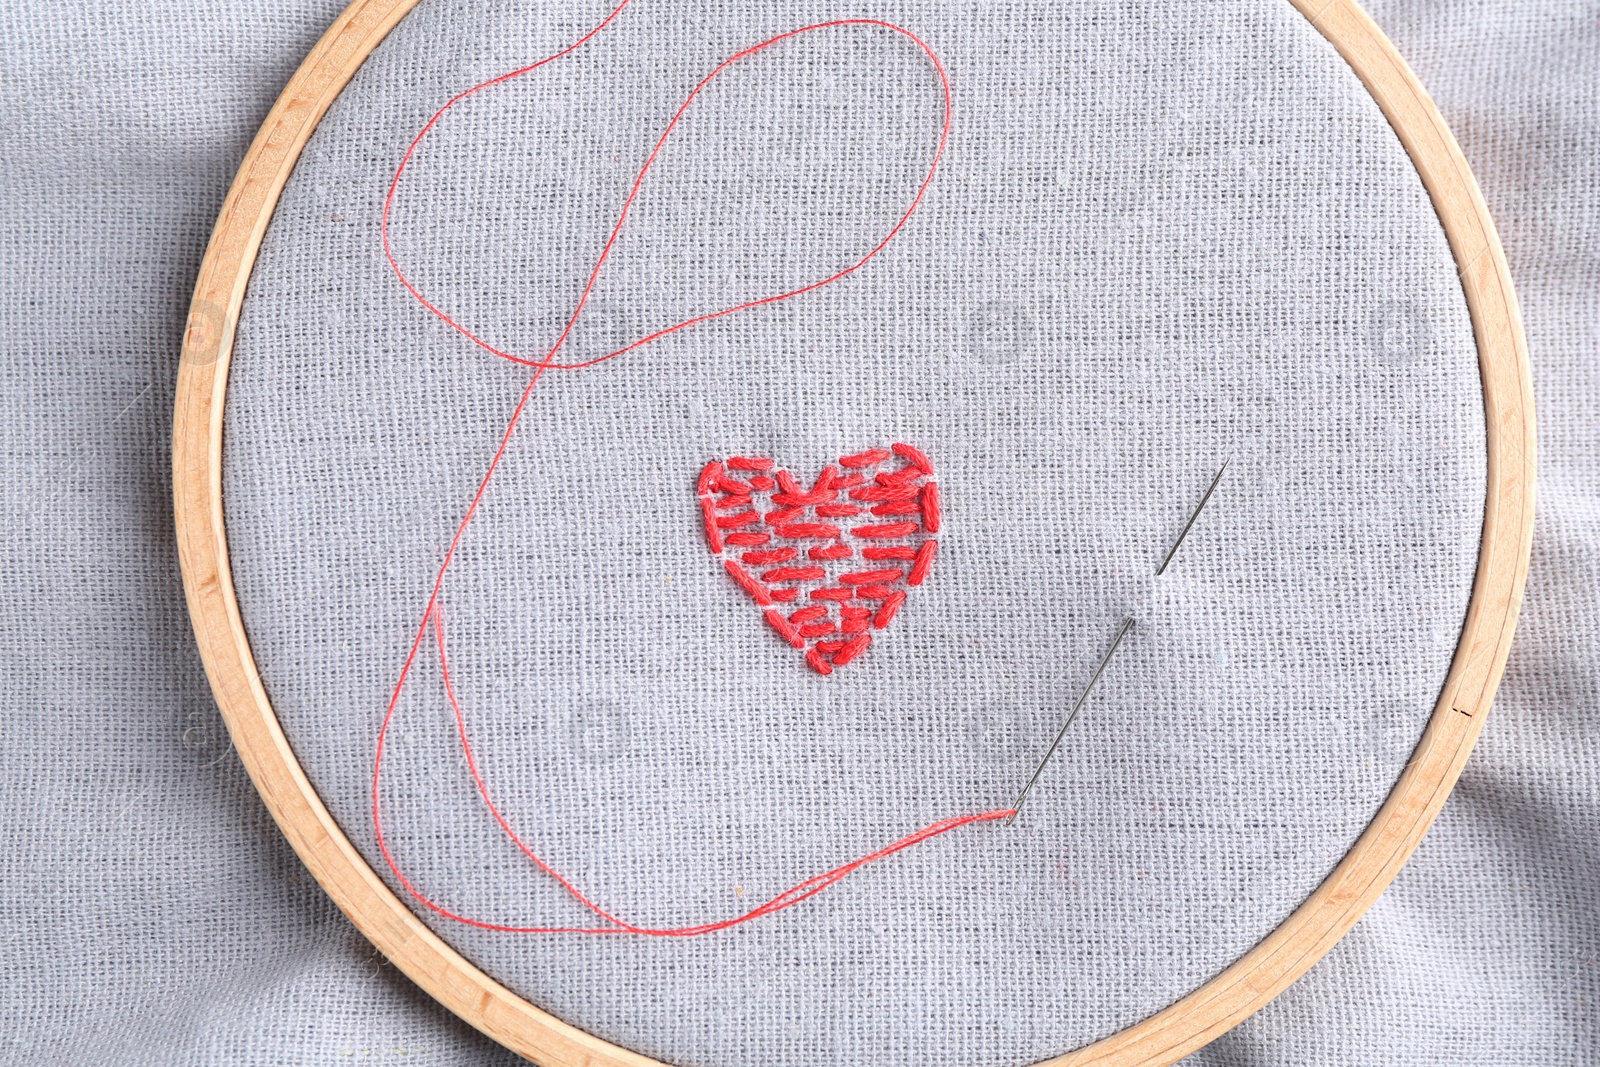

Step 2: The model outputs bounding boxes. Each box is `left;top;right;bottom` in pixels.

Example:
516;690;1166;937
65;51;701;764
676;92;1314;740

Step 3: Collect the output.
373;0;1008;936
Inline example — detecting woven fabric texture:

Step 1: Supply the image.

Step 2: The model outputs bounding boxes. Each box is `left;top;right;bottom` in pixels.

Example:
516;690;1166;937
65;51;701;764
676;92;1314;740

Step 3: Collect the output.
1;1;1594;1065
0;3;514;1064
220;2;1478;1065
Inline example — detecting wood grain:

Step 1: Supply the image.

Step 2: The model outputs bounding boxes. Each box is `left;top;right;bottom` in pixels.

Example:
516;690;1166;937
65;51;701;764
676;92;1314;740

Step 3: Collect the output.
172;1;1535;1063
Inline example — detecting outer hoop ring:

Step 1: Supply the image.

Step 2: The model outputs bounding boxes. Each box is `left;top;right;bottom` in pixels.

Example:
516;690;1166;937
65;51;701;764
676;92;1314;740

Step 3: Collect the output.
172;1;1535;1063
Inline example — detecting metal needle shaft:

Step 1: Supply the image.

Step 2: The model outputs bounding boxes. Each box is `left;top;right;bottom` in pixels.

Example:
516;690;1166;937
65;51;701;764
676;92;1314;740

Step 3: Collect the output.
1003;458;1230;823
1008;617;1135;823
1155;458;1230;577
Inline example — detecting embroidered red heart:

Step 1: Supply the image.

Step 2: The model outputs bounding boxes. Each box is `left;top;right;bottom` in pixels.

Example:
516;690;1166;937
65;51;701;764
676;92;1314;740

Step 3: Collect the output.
697;444;940;674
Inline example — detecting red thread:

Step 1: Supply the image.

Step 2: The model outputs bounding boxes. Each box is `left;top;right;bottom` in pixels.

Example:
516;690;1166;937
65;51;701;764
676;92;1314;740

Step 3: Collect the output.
425;606;1010;934
699;497;722;553
799;621;837;638
744;548;797;564
763;566;826;582
775;522;841;539
832;633;872;665
892;442;933;473
815;503;864;517
810;587;855;601
852;521;919;538
765;609;804;648
922;481;942;533
728;456;774;471
840;568;904;584
382;6;952;374
909;540;938;585
850;484;919;502
870;500;920;516
873;591;906;629
724;560;772;605
840;448;892;468
697;461;724;495
374;1;993;938
863;545;916;561
771;588;801;602
852;583;897;599
716;494;754;510
789;606;828;623
809;544;853;560
773;490;837;507
877;467;923;486
716;510;761;529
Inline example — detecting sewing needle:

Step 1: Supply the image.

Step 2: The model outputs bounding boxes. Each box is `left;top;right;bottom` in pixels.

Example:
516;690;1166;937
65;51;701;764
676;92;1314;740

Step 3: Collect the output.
1155;458;1230;577
1007;616;1135;823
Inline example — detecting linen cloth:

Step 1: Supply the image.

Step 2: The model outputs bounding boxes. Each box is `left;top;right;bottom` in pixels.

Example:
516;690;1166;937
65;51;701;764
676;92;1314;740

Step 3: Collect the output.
0;1;1593;1064
220;1;1483;1064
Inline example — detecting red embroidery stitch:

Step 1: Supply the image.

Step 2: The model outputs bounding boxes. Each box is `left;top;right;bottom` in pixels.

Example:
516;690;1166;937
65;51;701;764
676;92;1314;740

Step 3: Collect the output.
699;446;938;673
852;521;919;538
923;480;942;533
891;442;932;473
840;447;891;468
764;609;804;648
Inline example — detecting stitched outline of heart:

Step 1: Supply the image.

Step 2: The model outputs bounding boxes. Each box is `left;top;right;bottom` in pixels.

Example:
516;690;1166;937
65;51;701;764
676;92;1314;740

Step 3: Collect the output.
697;444;940;674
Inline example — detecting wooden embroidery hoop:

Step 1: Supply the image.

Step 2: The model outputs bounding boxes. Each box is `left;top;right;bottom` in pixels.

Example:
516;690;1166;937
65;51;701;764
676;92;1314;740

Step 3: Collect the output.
173;1;1535;1063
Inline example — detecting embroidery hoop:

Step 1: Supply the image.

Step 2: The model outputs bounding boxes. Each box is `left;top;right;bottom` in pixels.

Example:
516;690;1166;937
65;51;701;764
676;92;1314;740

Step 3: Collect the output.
172;0;1535;1062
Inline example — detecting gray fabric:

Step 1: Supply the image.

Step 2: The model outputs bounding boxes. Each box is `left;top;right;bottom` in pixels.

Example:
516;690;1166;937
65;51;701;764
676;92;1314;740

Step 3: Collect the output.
0;3;1593;1067
0;3;517;1065
1188;2;1600;1062
220;2;1481;1066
